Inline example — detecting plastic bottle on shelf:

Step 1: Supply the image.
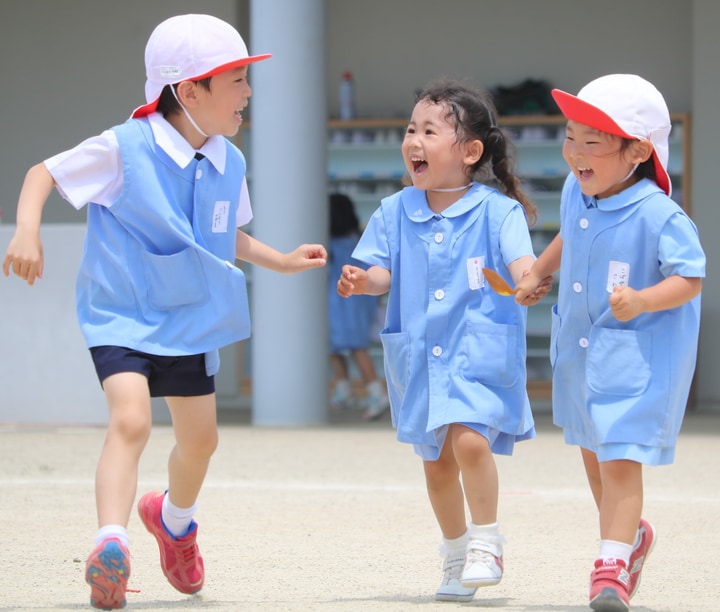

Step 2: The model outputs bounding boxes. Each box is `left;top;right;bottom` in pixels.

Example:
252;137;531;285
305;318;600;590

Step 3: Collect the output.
339;71;355;121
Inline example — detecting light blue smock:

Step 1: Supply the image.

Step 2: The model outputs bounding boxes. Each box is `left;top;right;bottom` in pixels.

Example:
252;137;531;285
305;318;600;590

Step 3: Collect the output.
353;184;536;460
552;176;706;465
75;118;251;375
328;234;379;352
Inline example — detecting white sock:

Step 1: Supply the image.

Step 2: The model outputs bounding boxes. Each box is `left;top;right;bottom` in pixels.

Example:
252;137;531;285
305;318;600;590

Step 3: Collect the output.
366;380;384;399
95;524;129;548
334;379;352;399
598;539;633;565
442;528;469;551
468;522;504;556
161;495;197;538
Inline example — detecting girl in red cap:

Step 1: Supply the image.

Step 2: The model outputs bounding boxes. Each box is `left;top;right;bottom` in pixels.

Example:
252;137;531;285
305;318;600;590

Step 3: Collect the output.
516;74;705;612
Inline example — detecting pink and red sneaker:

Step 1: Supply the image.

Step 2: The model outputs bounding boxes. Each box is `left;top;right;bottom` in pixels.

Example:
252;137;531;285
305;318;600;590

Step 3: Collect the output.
589;557;630;612
138;491;204;594
85;537;130;610
628;519;656;599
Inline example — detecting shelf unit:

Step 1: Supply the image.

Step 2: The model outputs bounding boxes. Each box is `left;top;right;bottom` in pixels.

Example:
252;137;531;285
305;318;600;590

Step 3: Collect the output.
237;113;691;404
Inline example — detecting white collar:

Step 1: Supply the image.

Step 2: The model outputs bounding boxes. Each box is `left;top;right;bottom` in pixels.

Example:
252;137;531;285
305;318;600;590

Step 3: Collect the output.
147;112;227;174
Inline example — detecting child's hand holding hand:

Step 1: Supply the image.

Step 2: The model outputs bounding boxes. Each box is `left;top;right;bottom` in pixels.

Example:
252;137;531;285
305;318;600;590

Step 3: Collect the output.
514;270;552;306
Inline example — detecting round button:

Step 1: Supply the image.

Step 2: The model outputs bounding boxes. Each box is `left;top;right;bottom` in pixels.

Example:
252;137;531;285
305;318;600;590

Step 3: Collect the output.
579;218;589;229
196;169;203;180
434;233;444;244
573;282;583;293
579;338;589;348
432;345;443;357
434;289;445;300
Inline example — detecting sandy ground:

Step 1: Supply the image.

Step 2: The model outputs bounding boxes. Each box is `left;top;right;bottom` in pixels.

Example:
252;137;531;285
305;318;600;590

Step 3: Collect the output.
0;410;718;611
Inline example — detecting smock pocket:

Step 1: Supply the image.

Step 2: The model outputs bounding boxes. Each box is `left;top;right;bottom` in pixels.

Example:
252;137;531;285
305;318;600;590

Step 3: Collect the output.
141;247;210;310
587;327;651;396
380;330;411;424
549;304;560;369
460;322;519;387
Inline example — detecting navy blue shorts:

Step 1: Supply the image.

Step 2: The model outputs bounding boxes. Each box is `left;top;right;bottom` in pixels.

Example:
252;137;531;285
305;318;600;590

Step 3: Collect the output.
89;346;215;398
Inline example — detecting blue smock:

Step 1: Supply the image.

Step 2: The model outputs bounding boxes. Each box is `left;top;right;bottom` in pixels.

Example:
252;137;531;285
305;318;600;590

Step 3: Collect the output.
552;176;706;464
353;184;536;460
75;118;251;375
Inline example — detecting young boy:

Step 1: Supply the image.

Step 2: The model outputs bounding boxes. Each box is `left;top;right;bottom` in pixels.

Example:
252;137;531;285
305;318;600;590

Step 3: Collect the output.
3;14;326;610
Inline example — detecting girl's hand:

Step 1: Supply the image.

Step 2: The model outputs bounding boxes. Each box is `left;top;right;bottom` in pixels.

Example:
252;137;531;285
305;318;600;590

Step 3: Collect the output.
283;243;327;273
3;229;44;285
515;270;552;305
609;285;644;322
337;265;369;297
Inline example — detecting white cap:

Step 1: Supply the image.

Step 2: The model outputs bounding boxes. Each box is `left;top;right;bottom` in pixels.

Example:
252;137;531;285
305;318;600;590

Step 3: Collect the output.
552;74;672;196
132;14;271;118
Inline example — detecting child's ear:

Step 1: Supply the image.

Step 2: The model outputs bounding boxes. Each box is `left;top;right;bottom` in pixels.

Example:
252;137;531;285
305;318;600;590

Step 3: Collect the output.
630;139;654;164
176;81;200;108
464;139;484;165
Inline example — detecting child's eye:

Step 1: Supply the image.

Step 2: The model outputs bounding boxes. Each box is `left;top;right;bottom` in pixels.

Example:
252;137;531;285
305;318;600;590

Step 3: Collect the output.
406;127;416;135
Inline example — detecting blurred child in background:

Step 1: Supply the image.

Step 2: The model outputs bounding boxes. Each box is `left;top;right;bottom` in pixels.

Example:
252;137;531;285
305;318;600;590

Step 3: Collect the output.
328;192;389;420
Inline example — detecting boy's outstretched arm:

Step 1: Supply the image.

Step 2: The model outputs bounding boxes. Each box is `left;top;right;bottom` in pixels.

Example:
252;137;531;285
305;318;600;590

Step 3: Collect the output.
337;264;390;298
3;163;56;285
609;275;702;322
235;229;327;273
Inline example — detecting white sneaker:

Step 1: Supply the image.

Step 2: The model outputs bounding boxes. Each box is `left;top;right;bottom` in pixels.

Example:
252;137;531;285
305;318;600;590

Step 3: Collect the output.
461;539;504;588
330;380;355;411
435;551;477;602
363;393;389;421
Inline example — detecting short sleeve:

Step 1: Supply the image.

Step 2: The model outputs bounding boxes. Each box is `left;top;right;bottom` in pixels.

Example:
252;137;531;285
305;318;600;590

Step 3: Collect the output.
658;212;706;278
499;204;535;265
44;130;122;209
352;205;392;270
236;177;253;227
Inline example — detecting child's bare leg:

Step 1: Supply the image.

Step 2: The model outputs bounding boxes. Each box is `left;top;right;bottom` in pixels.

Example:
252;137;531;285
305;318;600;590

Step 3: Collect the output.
330;353;349;380
165;393;218;508
581;447;603;509
351;348;378;383
95;372;153;527
451;425;498;526
597;459;643;544
423;434;466;539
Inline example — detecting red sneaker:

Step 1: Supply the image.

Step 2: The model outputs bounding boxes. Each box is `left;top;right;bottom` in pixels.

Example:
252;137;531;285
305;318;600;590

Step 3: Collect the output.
138;491;204;594
589;558;630;612
628;519;656;598
85;538;130;610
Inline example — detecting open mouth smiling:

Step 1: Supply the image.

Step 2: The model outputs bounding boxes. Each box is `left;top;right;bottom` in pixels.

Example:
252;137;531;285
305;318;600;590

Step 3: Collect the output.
411;156;428;172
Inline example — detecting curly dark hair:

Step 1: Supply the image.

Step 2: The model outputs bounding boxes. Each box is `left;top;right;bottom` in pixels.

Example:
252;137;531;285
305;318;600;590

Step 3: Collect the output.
415;78;537;226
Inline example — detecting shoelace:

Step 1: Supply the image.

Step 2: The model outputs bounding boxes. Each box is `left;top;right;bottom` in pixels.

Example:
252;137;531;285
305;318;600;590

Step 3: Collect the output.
465;545;498;569
175;541;199;566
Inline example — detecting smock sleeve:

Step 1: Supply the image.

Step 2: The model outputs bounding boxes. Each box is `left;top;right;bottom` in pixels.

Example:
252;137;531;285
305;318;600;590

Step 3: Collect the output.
658;212;706;279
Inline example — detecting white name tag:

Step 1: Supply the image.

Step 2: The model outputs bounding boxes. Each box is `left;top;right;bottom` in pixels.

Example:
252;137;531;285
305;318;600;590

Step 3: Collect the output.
607;260;630;292
212;201;230;233
467;256;485;290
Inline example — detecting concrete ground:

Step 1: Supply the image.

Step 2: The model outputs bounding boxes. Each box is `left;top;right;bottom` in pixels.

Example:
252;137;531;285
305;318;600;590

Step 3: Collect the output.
0;409;718;611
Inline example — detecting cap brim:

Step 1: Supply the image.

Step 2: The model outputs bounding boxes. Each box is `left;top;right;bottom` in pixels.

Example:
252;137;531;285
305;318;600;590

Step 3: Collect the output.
552;89;631;140
551;88;671;196
131;52;272;119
